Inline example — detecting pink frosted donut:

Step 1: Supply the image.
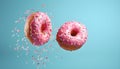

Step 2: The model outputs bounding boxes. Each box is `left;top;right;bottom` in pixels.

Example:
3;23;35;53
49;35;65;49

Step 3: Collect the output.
24;12;52;46
56;21;88;51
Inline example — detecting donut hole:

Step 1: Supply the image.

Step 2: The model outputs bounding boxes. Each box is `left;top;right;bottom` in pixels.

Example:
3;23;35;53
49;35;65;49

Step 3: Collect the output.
41;23;47;32
71;28;79;36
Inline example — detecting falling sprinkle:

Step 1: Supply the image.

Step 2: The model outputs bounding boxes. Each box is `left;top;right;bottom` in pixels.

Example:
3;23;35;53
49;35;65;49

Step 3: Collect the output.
11;9;63;69
41;4;46;8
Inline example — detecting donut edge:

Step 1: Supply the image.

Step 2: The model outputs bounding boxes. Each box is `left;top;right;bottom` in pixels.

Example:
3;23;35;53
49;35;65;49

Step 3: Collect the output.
24;12;35;44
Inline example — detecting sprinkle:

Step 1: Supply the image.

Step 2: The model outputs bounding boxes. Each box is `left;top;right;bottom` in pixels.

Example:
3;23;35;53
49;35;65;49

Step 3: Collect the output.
12;10;65;69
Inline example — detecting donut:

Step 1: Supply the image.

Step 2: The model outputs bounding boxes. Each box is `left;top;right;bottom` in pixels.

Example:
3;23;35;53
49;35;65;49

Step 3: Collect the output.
56;21;88;51
24;12;52;46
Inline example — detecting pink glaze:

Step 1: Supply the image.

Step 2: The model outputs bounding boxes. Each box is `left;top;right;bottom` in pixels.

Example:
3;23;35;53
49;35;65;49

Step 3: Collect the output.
24;12;52;46
56;21;88;51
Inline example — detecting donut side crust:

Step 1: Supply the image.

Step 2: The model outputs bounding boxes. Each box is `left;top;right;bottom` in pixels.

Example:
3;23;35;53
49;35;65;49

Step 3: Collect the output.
24;13;35;44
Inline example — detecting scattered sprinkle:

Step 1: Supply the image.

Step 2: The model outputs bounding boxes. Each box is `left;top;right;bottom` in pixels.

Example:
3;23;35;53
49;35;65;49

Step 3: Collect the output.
11;9;63;69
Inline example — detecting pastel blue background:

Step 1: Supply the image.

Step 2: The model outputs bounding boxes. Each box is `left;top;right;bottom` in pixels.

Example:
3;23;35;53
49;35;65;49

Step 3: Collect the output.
0;0;120;69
